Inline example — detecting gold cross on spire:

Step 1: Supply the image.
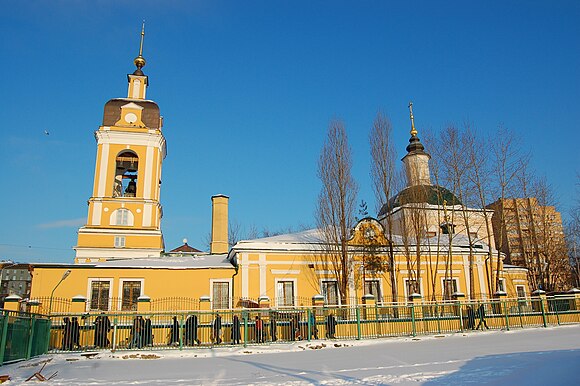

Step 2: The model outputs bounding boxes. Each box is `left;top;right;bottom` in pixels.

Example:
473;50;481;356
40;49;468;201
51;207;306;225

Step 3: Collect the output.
409;101;418;137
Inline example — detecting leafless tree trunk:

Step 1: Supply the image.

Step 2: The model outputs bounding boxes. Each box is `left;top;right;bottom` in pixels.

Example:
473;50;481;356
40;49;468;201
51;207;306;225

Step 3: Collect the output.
489;127;525;294
316;120;359;304
369;112;400;303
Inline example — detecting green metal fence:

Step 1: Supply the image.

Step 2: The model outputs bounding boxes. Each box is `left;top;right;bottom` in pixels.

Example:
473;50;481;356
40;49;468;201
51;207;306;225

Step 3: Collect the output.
0;310;51;365
45;296;580;353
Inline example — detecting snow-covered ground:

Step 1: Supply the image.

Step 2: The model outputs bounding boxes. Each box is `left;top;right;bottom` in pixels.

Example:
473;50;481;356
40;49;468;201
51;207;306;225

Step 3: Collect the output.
2;325;579;385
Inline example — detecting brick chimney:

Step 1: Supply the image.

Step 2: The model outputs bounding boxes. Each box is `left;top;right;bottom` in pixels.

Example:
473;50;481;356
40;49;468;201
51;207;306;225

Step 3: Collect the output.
210;194;229;254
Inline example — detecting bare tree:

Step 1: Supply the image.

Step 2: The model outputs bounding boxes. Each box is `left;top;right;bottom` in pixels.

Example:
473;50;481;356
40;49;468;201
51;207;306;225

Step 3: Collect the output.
369;112;400;303
316;119;359;304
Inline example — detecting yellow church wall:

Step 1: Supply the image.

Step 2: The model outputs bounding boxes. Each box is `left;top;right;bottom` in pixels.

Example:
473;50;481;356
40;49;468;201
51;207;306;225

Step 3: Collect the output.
30;265;236;313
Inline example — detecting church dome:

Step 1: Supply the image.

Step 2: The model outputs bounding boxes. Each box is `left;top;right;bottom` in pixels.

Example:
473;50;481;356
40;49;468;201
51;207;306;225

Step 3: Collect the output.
378;184;462;217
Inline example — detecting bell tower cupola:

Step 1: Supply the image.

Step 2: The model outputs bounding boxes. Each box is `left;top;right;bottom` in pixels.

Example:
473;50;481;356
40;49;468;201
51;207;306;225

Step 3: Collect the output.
74;24;167;263
401;102;431;187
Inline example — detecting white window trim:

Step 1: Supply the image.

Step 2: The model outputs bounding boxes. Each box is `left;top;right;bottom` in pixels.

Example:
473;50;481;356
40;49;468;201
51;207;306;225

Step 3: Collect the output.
111;208;135;226
441;277;460;298
498;278;506;292
210;278;232;310
515;285;526;298
114;235;126;248
403;278;423;299
319;279;340;306
87;278;114;312
275;278;297;307
117;278;144;310
364;278;383;303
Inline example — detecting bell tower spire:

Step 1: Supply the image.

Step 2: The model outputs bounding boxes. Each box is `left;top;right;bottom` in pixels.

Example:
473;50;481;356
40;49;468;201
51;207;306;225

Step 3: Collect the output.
75;27;166;263
127;22;148;100
402;102;431;186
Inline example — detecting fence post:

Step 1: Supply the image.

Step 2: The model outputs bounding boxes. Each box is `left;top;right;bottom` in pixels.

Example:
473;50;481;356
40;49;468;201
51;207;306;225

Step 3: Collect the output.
179;314;184;350
539;297;547;327
410;304;416;337
242;310;248;348
356;307;361;340
307;309;312;342
26;315;36;360
502;300;510;331
0;311;9;364
112;317;118;352
553;296;561;325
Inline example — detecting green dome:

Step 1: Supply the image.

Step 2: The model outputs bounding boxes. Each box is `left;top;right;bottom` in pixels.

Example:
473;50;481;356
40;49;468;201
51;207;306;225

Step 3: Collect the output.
378;185;462;217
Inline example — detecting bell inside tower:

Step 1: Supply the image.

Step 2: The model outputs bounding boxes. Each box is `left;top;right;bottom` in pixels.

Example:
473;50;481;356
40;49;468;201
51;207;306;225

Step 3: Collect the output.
113;151;139;198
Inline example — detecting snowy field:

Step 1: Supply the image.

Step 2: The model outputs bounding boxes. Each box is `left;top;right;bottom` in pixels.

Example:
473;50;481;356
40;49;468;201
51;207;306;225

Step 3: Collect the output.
2;325;579;385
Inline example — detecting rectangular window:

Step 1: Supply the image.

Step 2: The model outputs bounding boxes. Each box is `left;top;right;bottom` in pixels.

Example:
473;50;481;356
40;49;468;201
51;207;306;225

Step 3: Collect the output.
498;279;506;292
114;236;126;248
322;280;339;305
276;281;295;307
364;279;382;302
405;279;421;298
212;281;230;310
516;285;526;299
442;278;458;300
121;281;141;311
90;281;110;311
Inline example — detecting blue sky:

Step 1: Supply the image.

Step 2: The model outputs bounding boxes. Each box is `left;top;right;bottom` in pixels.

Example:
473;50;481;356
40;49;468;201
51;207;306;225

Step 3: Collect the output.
0;1;578;263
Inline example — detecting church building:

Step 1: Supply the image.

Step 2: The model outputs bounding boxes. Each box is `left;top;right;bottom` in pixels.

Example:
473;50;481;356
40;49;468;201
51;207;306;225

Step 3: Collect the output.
27;29;530;314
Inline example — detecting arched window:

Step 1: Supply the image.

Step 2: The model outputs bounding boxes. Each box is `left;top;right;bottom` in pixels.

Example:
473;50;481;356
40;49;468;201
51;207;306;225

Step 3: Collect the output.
111;208;134;226
113;151;139;198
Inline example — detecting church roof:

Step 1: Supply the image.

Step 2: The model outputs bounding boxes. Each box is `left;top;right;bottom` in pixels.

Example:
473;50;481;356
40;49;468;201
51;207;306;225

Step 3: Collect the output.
169;243;202;253
103;98;160;129
378;184;462;217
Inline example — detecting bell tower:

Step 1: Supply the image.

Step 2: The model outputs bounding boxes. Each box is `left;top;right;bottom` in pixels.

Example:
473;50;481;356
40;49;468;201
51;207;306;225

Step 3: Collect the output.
74;24;166;262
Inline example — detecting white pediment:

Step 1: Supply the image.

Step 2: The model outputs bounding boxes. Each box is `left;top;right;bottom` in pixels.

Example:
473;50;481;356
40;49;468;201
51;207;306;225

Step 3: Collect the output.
121;102;144;110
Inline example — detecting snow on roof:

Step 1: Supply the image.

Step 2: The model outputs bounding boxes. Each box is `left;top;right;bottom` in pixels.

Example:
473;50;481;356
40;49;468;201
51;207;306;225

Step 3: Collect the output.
232;228;494;253
91;254;233;269
233;228;326;252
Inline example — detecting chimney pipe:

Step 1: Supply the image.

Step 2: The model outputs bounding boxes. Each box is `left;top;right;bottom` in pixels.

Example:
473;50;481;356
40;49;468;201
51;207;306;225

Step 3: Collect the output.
210;194;229;254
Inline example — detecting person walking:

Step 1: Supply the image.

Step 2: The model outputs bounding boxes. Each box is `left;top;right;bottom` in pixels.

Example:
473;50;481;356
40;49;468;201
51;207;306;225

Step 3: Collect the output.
62;317;72;350
185;314;200;345
310;311;319;340
212;313;222;344
270;312;278;342
130;315;144;349
254;315;263;343
71;316;80;349
326;313;337;339
476;303;489;330
466;305;476;330
169;316;180;346
231;315;241;345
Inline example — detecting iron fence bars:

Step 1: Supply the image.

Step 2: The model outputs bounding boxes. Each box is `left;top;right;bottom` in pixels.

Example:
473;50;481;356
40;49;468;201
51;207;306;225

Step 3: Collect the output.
0;311;51;365
42;296;580;354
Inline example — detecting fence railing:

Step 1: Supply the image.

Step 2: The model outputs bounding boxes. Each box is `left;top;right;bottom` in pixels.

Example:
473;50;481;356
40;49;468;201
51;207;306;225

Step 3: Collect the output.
0;310;51;365
44;295;580;353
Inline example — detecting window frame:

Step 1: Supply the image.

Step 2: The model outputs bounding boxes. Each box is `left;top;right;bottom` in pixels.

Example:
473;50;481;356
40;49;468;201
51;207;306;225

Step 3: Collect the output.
516;285;526;299
404;278;422;299
111;208;134;226
320;280;340;306
87;278;113;312
441;278;459;300
275;279;297;307
114;235;126;248
364;279;383;303
210;279;232;310
118;278;144;311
